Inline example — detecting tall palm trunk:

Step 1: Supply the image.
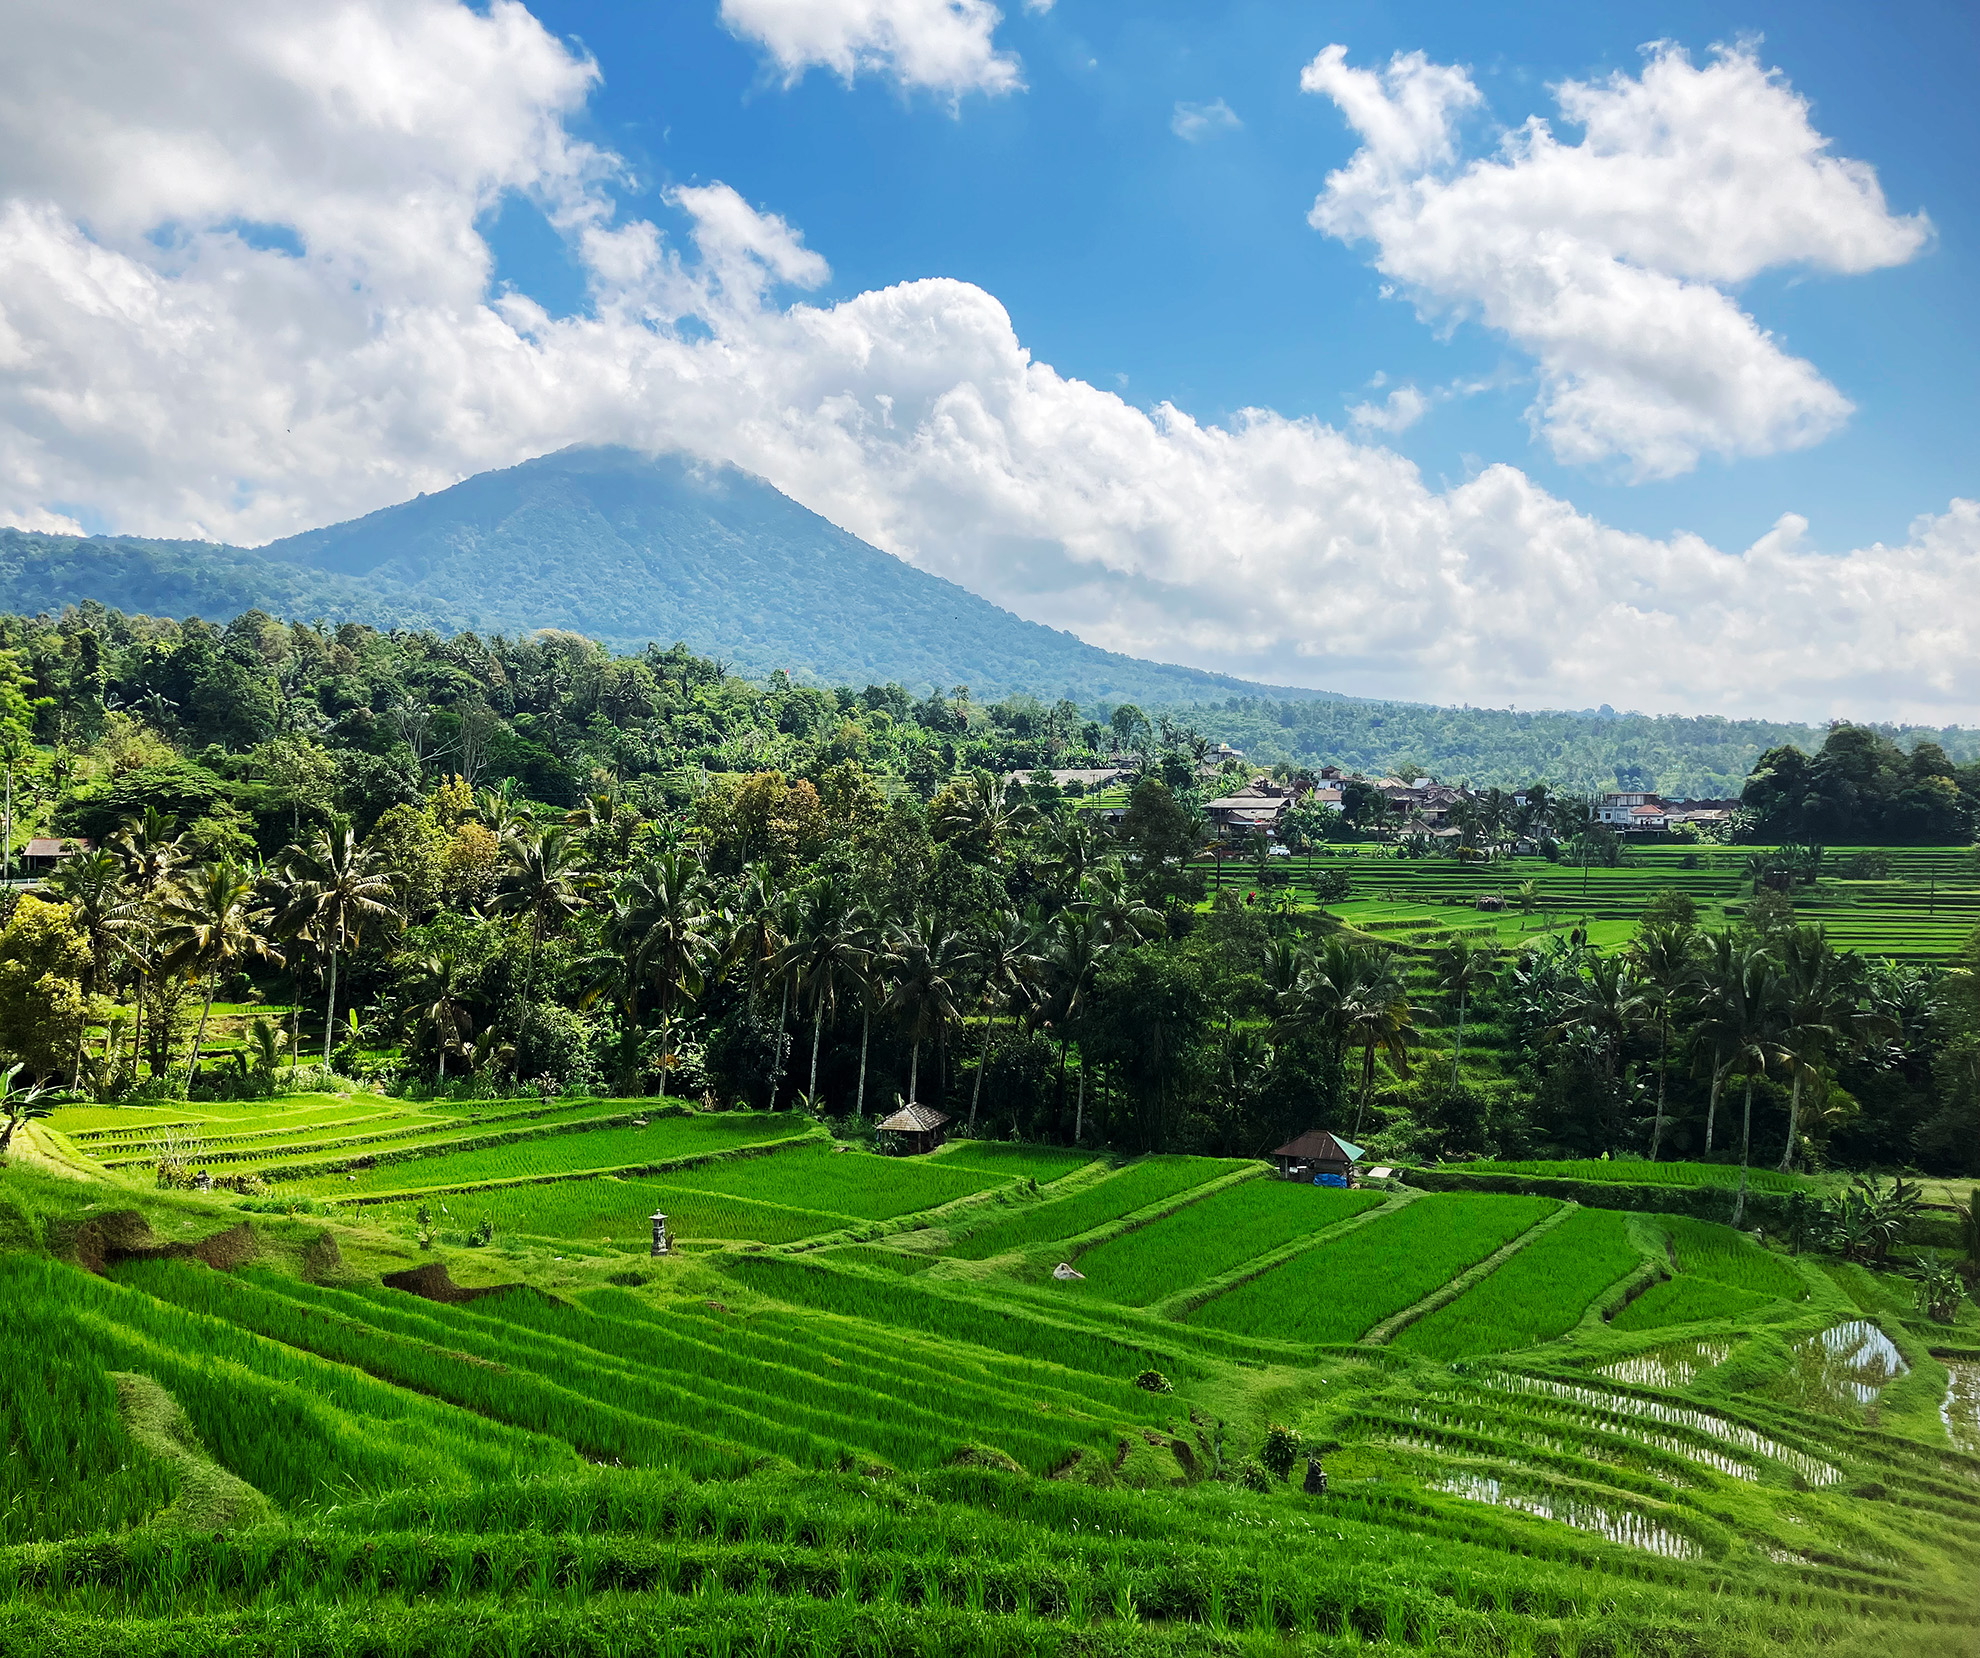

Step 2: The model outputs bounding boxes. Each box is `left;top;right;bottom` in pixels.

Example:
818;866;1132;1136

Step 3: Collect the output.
968;1009;996;1135
1450;987;1466;1090
187;972;218;1086
1704;1062;1725;1152
1732;1076;1755;1228
769;976;790;1110
1072;1053;1086;1145
1778;1067;1804;1174
855;1004;869;1120
908;1040;920;1105
1354;1045;1376;1137
808;1005;824;1103
1650;1015;1670;1161
323;949;340;1070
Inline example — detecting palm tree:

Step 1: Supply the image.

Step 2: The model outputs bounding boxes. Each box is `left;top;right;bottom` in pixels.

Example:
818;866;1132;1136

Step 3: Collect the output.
1547;954;1646;1086
157;858;276;1084
45;847;141;1080
492;826;588;995
844;901;886;1121
1434;936;1494;1090
1695;939;1784;1225
963;907;1041;1134
884;910;967;1106
402;951;476;1083
1339;953;1417;1138
1075;865;1162;947
0;727;32;883
1037;906;1106;1140
0;1062;59;1153
276;828;400;1068
930;770;1036;860
777;874;866;1107
1772;927;1885;1173
1630;921;1701;1160
626;849;718;1022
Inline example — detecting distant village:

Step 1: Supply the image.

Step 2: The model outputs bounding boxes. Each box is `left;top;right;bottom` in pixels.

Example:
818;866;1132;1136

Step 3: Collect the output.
1006;751;1737;855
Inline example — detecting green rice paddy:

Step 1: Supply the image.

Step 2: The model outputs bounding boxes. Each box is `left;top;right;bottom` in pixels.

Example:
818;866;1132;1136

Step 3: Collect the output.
5;1084;1974;1657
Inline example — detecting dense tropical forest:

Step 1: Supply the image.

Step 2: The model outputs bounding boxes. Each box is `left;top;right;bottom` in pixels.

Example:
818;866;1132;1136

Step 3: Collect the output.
0;601;1976;1180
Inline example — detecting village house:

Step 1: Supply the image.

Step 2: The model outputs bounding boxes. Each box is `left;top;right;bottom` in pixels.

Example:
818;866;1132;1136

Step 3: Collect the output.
1203;780;1296;836
1270;1128;1365;1187
20;835;91;875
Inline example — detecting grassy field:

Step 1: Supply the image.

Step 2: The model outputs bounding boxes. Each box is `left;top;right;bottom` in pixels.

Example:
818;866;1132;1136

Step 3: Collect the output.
296;1114;809;1199
929;1140;1101;1183
1067;1179;1383;1307
1613;1214;1811;1331
944;1155;1234;1259
1393;1206;1644;1358
1445;1158;1811;1193
1190;1193;1557;1343
647;1141;1009;1219
4;1090;1976;1657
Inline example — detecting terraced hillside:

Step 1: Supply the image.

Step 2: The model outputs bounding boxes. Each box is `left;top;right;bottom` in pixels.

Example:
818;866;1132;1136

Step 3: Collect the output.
1205;844;1980;958
3;1095;1977;1657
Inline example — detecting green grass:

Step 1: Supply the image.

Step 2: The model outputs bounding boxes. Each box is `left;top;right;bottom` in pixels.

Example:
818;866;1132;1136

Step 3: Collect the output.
293;1114;806;1198
1393;1206;1643;1359
945;1156;1235;1259
1613;1215;1808;1331
930;1140;1099;1183
444;1174;856;1247
648;1141;1008;1219
1450;1159;1810;1193
1190;1194;1557;1343
1068;1178;1383;1307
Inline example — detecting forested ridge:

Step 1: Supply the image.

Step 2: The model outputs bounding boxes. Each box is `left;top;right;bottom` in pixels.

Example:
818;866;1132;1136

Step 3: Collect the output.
0;599;1970;1180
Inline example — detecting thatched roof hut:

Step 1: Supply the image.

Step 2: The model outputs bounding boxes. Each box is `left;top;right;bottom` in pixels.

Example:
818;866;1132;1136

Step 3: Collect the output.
875;1103;950;1155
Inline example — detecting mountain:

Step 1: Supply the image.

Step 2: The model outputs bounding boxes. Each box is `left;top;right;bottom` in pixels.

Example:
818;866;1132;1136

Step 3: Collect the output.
0;446;1336;707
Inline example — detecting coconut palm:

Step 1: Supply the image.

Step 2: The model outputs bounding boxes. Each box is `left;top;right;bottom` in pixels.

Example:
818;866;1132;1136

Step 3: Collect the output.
776;873;867;1107
1773;927;1886;1173
624;849;719;1022
1433;936;1495;1090
1546;954;1646;1085
1339;952;1417;1138
0;1062;59;1153
492;825;588;995
1629;921;1702;1161
963;906;1043;1134
157;858;277;1084
1037;906;1107;1139
275;828;400;1067
402;951;477;1083
1694;939;1785;1225
883;910;968;1106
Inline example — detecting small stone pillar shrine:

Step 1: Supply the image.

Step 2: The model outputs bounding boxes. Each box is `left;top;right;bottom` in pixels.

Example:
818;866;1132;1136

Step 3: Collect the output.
649;1210;670;1257
1303;1455;1329;1495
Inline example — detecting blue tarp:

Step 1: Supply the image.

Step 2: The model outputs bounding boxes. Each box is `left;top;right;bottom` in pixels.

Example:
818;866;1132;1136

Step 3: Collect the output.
1314;1173;1349;1188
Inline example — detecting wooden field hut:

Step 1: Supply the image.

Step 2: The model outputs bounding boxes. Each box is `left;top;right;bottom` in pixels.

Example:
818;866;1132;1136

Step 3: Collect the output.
876;1103;951;1156
1270;1129;1364;1186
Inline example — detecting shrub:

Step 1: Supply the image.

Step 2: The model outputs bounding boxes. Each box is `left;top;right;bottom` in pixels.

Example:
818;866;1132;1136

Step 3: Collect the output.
1260;1424;1302;1481
1236;1456;1271;1493
1134;1369;1172;1394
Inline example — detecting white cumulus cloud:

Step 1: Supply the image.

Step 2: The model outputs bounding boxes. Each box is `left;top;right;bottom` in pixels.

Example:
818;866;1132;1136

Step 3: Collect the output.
1302;41;1931;479
0;0;1975;723
1171;99;1240;142
719;0;1023;98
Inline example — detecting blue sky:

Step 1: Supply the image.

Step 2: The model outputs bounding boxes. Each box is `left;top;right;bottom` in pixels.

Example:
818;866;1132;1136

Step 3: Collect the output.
508;0;1978;558
2;0;1977;719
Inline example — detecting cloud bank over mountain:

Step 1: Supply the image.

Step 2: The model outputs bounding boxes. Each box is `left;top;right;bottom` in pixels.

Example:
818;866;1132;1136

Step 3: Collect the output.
0;0;1971;722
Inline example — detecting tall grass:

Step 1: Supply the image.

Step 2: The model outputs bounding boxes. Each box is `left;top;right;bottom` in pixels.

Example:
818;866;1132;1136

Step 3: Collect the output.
1453;1159;1808;1193
1395;1207;1642;1359
1190;1194;1556;1343
457;1175;854;1246
1;1255;567;1509
945;1156;1233;1259
931;1142;1099;1183
648;1142;1006;1219
721;1253;1192;1381
1069;1180;1382;1307
1612;1215;1806;1331
292;1114;805;1197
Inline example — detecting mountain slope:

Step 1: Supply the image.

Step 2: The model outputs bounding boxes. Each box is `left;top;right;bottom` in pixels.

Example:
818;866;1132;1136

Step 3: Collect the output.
0;446;1334;706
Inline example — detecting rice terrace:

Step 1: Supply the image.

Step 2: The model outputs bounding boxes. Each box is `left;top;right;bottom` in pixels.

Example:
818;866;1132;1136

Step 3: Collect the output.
6;1064;1978;1657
